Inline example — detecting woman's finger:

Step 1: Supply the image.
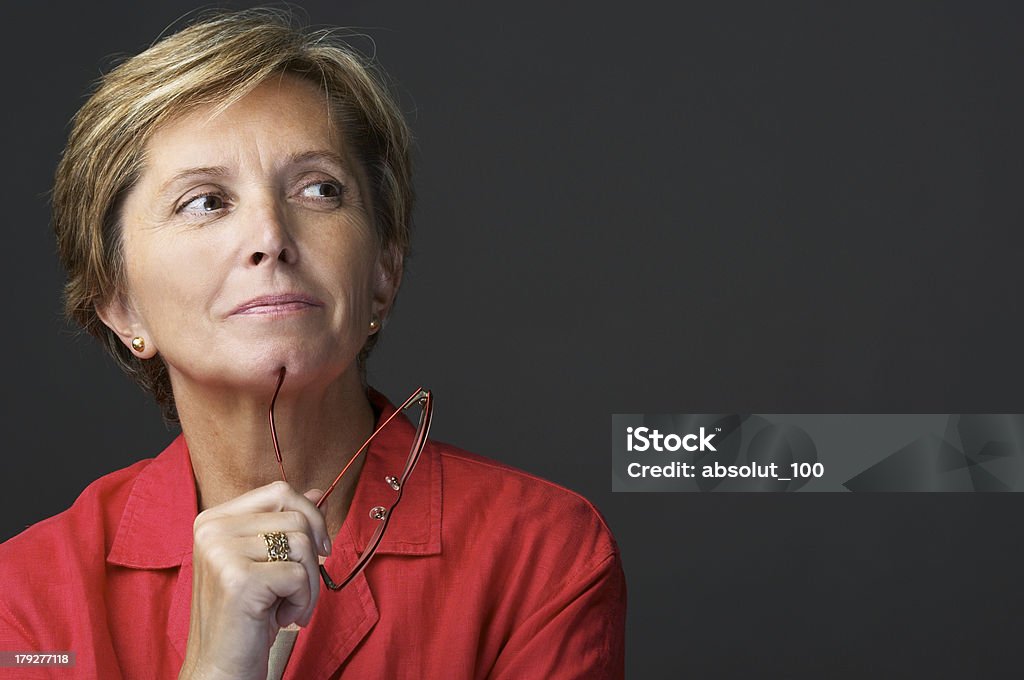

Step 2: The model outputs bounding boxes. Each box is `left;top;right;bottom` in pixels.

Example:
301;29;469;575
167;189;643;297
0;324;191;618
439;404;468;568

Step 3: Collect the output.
197;481;330;555
211;511;315;544
250;561;318;628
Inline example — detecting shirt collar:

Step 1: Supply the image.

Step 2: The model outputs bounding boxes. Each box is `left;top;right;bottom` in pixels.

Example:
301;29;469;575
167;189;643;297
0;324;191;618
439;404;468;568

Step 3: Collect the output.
107;387;441;569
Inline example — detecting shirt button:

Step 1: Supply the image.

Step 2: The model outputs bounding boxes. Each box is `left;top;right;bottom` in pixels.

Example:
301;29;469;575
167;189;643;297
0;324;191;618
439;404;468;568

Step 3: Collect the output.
385;475;401;491
369;506;387;520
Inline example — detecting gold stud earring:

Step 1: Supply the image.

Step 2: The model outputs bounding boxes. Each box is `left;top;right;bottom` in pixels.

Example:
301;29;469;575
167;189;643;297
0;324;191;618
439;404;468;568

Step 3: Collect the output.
368;316;381;333
131;337;146;353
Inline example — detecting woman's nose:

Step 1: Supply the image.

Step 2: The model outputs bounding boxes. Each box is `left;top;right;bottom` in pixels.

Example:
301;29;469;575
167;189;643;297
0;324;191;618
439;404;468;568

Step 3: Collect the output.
250;250;284;265
246;200;298;267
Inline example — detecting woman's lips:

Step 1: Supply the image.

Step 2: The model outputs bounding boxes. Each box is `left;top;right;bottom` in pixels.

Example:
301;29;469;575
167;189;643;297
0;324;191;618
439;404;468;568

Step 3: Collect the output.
230;294;323;316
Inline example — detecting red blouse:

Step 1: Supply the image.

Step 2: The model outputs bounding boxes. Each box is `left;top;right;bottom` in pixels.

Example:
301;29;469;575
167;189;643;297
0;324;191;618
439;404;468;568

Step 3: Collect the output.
0;391;626;679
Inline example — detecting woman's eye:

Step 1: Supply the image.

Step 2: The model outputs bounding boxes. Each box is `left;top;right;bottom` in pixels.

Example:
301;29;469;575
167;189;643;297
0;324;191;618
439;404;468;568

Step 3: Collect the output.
300;181;343;200
178;193;224;214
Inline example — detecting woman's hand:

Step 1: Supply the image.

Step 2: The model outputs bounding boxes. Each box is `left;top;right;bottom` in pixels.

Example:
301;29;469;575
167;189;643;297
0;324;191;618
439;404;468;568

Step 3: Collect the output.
178;481;331;680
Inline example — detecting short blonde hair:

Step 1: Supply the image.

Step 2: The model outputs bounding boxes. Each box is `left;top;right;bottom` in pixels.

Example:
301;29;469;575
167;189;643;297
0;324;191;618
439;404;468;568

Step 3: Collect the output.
53;8;413;422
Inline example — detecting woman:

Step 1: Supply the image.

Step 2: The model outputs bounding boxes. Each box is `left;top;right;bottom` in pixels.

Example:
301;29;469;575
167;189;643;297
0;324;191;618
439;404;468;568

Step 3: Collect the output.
0;8;625;680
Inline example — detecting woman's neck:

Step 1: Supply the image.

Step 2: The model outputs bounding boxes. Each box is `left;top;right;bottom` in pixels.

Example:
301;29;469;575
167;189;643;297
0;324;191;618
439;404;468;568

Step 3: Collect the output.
172;368;375;538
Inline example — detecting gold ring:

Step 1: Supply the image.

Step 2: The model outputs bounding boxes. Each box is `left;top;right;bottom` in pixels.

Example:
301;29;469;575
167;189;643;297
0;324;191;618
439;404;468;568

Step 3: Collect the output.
259;531;290;562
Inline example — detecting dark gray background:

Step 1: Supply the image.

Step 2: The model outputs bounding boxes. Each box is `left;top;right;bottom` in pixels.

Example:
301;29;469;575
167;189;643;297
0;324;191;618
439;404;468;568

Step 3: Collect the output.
2;1;1023;677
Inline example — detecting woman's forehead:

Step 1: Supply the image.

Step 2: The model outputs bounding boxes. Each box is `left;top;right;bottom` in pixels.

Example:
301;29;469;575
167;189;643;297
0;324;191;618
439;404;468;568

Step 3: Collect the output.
140;76;349;184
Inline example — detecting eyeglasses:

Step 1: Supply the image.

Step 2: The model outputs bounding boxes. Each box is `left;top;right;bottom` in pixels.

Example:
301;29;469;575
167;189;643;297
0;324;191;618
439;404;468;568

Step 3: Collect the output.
268;367;433;591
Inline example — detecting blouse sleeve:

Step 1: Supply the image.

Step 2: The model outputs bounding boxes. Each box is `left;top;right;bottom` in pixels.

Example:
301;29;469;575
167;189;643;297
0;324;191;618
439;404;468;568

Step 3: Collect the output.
488;550;627;680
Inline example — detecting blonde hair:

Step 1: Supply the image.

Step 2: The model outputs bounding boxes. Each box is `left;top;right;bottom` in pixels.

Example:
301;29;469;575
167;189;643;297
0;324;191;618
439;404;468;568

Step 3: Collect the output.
52;8;413;422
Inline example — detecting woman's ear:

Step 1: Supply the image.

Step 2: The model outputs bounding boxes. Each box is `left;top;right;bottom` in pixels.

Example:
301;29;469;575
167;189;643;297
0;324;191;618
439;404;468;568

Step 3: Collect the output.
371;247;404;325
96;297;158;359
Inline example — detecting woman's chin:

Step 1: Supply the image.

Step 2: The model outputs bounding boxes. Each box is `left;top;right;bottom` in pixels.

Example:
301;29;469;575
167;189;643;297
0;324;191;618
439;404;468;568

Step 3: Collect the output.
168;351;354;397
239;352;352;390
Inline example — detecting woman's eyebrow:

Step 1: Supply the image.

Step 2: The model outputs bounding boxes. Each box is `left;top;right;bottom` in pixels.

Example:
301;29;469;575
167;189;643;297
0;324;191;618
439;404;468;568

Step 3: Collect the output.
157;166;231;199
286;149;348;171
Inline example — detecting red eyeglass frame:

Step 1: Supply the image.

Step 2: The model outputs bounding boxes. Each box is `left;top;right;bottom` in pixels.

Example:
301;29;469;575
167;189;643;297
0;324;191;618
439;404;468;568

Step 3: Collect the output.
268;367;434;591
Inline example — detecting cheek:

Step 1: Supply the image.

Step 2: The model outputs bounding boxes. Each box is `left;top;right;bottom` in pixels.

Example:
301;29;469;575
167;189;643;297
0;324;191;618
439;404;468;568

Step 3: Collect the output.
123;235;222;331
326;255;376;327
313;228;379;297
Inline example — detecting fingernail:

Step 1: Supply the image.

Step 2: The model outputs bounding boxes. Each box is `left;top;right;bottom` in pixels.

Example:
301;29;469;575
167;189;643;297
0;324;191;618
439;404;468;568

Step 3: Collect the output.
321;537;332;556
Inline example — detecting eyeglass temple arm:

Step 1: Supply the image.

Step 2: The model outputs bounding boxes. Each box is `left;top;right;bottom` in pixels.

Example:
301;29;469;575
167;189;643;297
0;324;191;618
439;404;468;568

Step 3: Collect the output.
269;367;288;482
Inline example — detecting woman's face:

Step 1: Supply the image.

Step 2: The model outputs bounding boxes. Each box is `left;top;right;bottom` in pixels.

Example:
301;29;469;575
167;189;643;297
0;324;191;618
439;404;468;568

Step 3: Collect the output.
102;75;397;397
